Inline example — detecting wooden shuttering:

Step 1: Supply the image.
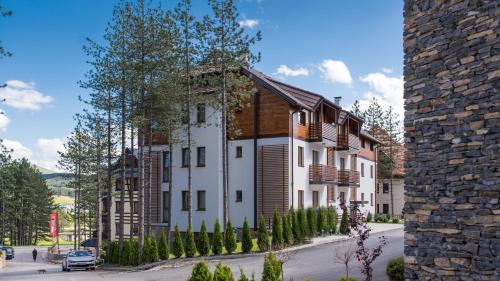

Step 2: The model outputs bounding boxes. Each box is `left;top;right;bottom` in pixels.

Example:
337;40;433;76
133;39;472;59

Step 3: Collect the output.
144;151;162;224
257;144;289;224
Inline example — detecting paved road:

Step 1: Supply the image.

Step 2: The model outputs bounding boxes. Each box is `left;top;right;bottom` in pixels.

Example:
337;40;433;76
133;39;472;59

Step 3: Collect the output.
0;229;403;281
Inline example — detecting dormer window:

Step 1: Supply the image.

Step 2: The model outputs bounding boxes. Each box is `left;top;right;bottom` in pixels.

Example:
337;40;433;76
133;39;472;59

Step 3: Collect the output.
298;111;306;126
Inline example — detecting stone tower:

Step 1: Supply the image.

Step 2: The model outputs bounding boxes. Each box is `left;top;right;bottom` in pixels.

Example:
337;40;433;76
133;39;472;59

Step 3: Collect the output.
403;0;499;280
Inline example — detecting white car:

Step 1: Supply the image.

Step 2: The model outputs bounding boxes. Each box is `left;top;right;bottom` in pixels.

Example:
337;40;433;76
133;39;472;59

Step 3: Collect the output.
62;250;96;271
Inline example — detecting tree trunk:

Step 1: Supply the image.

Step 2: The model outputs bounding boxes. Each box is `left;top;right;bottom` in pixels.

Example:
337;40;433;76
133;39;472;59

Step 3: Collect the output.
96;135;102;257
106;93;113;248
129;125;135;239
119;88;126;251
138;128;145;249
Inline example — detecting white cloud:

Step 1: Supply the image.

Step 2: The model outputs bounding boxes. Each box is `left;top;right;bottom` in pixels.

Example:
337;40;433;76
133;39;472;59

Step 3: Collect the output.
0;112;9;131
275;65;309;77
238;19;259;29
32;138;66;172
319;59;352;85
2;139;33;159
0;80;53;110
358;72;405;121
381;67;393;74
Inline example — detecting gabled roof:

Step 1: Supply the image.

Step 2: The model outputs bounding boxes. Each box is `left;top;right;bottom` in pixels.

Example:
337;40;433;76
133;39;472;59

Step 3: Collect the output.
360;130;382;144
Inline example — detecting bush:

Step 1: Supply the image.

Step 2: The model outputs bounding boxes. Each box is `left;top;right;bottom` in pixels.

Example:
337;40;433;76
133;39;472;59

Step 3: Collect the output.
327;208;337;234
238;269;249;281
224;221;237;254
391;218;400;224
213;263;235;281
338;277;358;281
241;217;253;253
149;234;159;262
375;214;389;223
366;211;373;222
317;207;326;235
212;219;224;255
159;230;169;260
297;208;309;240
106;241;119;264
271;209;283;250
386;257;404;281
185;225;197;258
282;214;293;246
141;236;151;263
306;208;317;237
261;252;281;281
290;208;301;243
198;221;210;256
339;208;350;235
188;261;213;281
120;240;131;266
172;224;184;258
130;239;140;266
257;215;270;252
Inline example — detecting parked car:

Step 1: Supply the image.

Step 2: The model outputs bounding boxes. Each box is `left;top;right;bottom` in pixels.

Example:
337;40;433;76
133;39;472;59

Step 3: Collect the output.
3;247;14;260
62;250;96;271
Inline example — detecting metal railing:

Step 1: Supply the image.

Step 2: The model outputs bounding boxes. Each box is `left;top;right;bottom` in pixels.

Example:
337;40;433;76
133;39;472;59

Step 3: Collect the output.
309;164;337;183
338;170;360;186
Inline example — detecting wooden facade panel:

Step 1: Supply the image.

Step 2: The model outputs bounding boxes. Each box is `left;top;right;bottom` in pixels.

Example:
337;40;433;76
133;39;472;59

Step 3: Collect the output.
144;151;162;224
257;144;289;225
231;83;291;139
359;137;377;161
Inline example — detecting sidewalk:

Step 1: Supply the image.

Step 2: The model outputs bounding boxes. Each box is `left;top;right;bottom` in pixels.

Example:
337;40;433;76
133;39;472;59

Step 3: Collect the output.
100;223;403;272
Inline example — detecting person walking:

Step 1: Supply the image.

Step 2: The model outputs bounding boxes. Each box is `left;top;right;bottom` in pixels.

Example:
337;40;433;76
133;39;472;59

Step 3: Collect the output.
32;248;38;262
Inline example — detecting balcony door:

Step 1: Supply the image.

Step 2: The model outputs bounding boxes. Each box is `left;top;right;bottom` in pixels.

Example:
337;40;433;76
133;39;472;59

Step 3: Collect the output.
340;157;346;171
312;150;319;165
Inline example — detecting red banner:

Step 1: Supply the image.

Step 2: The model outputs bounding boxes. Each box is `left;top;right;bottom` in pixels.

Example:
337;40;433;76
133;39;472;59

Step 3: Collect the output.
49;212;58;237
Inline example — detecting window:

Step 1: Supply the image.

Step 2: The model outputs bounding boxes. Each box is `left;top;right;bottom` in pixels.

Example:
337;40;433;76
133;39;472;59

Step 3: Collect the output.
115;201;122;213
235;101;243;113
236;146;242;158
370;143;374;151
163;151;170;183
182;148;190;167
377;204;380;213
340;192;345;204
312;191;319;208
327;185;334;202
197;190;206;211
181;104;189;124
182;191;189;211
361;139;366;148
383;204;389;214
312;150;319;165
298;111;306;126
236;190;242;202
340;157;346;171
370;165;374;178
298;190;304;209
133;201;139;214
197;147;206;167
383;183;389;193
197;103;206;123
132;223;139;235
298;146;304;167
361;193;365;207
370;193;374;206
361;163;365;177
162;191;169;223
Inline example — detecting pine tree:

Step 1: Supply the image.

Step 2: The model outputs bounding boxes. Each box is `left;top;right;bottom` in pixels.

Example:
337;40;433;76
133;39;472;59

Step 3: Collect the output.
257;216;269;252
241;217;253;253
159;230;169;260
213;263;235;281
197;221;210;256
185;225;197;258
149;235;159;262
327;208;337;234
130;239;140;266
121;239;131;266
238;269;249;281
297;208;308;241
282;214;293;246
141;235;151;263
339;209;350;235
173;225;184;258
262;253;282;281
271;209;283;250
306;208;317;237
289;208;301;244
317;207;326;235
188;262;214;281
212;219;223;255
224;221;237;254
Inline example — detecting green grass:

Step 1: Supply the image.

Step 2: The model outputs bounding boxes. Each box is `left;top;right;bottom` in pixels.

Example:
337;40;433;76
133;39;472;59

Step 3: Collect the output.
36;237;74;246
54;195;74;206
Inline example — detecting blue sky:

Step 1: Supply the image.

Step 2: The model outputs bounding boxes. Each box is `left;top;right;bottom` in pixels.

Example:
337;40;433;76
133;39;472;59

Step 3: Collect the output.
0;0;403;171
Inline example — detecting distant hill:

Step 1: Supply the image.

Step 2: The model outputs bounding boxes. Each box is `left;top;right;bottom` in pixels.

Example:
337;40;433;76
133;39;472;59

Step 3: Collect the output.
34;165;58;175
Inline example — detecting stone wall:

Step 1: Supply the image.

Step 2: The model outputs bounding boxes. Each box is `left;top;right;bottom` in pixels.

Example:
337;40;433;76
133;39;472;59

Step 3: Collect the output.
403;0;499;280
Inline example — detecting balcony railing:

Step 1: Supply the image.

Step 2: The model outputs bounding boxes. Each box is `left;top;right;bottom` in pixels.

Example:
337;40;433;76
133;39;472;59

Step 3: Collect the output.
338;170;360;186
309;122;337;143
337;133;360;150
309;164;337;184
348;133;360;150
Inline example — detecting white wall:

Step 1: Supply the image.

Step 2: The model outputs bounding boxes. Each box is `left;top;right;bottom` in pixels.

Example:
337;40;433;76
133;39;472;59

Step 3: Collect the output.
358;157;376;215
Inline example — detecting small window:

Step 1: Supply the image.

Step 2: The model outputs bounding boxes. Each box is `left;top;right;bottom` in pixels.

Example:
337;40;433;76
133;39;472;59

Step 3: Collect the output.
370;165;374;178
312;191;319;208
370;143;374;151
133;201;139;214
383;183;389;193
181;104;189;124
236;146;242;158
197;190;206;211
361;193;365;207
298;111;306;126
383;204;389;214
361;139;366;148
132;223;139;235
162;191;170;223
298;146;304;167
377;204;380;213
361;163;365;177
182;148;190;167
163;151;170;183
115;201;122;213
340;192;346;204
236;190;242;202
370;193;373;206
197;103;206;123
197;147;206;167
182;191;189;211
298;190;304;209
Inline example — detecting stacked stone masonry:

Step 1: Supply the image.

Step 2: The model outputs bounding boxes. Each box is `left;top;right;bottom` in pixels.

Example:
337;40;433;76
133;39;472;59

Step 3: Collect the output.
403;0;499;280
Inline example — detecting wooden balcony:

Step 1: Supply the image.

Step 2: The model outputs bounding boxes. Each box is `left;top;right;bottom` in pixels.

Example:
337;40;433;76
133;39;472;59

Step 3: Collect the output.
338;170;360;186
309;122;337;143
309;164;337;184
337;133;360;150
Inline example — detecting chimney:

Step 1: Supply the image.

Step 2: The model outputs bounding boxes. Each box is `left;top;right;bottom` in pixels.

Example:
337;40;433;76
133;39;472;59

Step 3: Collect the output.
334;96;342;105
